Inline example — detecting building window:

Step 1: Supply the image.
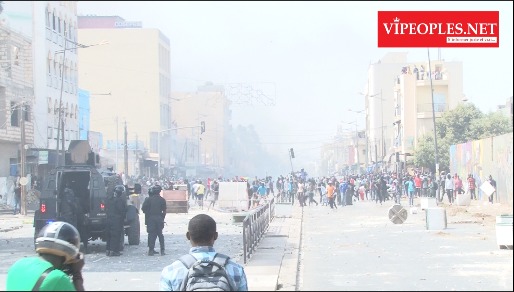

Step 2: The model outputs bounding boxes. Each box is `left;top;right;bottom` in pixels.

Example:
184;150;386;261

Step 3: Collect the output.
59;57;63;77
24;106;31;122
52;11;56;31
45;7;50;28
12;46;20;66
47;55;51;74
48;97;52;113
48;127;53;139
10;102;19;127
54;100;59;115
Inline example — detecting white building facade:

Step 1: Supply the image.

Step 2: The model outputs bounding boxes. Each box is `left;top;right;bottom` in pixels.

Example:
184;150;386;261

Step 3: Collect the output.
1;1;80;171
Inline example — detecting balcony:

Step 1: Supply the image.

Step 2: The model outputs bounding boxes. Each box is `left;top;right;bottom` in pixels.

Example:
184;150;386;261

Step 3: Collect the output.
417;103;448;119
415;72;448;87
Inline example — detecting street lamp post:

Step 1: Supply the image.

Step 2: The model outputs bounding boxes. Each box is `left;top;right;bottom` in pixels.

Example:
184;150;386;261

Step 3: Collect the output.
348;109;368;172
359;90;384;166
54;39;108;166
346;121;360;175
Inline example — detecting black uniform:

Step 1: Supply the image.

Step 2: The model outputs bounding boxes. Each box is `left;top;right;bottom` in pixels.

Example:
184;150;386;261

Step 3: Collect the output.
59;187;78;228
106;186;127;256
142;186;167;256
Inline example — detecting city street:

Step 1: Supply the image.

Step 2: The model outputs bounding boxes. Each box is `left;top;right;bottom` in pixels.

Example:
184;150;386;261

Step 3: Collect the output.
297;199;513;291
0;204;247;291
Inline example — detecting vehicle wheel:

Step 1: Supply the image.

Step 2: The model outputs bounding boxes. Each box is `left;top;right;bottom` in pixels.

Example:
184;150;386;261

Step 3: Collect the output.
127;215;140;245
119;229;125;251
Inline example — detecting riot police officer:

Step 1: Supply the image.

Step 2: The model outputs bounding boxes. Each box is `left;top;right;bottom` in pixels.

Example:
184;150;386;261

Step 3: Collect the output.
106;185;127;257
59;184;78;228
142;185;167;256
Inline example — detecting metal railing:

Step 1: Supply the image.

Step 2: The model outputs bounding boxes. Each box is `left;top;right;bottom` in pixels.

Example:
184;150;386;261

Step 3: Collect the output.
242;197;275;264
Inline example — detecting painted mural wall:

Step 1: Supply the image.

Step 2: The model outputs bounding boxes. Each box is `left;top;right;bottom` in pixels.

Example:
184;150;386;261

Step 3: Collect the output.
450;132;513;205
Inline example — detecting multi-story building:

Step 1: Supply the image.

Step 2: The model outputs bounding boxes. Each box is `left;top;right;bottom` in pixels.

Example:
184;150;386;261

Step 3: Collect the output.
321;127;366;176
1;1;80;182
496;96;513;120
77;88;89;140
78;15;171;177
362;52;408;168
393;59;463;162
363;52;463;170
171;83;231;178
0;23;34;177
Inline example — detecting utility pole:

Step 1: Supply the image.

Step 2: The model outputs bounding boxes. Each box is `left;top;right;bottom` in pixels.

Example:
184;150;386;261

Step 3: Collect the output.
380;89;384;163
20;102;27;216
428;49;440;200
124;120;128;177
354;123;360;175
115;116;118;172
135;133;138;177
61;119;65;164
289;148;295;174
55;38;67;167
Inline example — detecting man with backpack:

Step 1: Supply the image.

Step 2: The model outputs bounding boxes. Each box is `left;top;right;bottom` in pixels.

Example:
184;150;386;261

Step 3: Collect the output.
159;214;248;291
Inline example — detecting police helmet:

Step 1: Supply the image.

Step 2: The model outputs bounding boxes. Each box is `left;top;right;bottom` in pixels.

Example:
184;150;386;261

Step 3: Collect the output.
114;185;125;197
35;221;80;264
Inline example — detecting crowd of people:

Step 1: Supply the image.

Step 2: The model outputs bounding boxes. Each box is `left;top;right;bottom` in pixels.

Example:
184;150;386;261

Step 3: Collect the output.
121;166;498;214
238;168;498;210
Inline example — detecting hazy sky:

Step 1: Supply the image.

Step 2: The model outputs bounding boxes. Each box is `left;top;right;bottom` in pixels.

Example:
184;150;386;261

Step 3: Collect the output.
77;1;513;166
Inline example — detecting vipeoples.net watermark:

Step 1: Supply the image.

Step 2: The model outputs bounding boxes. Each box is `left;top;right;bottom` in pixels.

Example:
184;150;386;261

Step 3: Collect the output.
378;11;500;48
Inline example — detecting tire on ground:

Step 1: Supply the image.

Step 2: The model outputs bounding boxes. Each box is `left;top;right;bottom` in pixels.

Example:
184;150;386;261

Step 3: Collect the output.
127;214;140;245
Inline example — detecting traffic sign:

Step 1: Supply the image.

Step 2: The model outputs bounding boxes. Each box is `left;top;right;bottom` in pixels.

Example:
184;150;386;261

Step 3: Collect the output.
19;176;29;186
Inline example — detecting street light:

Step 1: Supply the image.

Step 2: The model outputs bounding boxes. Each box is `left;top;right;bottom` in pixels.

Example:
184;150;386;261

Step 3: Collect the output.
54;39;109;166
348;108;369;171
359;90;385;165
345;120;360;175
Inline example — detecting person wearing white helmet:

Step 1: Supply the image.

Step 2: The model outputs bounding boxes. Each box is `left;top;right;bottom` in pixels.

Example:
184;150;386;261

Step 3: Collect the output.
6;221;85;291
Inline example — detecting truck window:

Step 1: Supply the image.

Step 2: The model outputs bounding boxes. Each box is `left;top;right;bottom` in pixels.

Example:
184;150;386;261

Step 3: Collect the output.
47;179;55;190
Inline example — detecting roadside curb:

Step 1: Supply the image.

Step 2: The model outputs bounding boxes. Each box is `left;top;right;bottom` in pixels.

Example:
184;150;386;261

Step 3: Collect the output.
277;205;303;291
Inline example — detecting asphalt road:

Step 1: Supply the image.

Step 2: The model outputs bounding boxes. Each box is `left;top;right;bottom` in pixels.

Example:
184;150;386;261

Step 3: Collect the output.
0;205;247;291
298;200;513;291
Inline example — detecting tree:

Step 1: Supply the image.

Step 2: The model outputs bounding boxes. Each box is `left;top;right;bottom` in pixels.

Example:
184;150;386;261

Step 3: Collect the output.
0;2;4;15
414;103;512;173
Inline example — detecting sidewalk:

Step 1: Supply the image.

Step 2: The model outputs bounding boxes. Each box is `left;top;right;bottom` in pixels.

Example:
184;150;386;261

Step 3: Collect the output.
244;204;302;291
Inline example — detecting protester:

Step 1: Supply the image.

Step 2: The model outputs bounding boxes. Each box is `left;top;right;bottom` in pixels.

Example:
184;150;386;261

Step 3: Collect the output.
6;221;85;291
159;214;248;291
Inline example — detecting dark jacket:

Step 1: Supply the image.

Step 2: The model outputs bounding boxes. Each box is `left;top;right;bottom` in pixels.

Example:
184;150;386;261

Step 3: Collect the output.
106;194;127;221
142;194;166;224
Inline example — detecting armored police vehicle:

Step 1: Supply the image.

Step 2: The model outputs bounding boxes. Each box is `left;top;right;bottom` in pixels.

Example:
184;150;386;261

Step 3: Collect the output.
33;140;140;252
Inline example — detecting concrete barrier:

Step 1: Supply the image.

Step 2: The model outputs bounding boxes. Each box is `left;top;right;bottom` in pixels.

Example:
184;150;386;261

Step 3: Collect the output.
425;207;447;230
496;215;513;249
420;197;437;210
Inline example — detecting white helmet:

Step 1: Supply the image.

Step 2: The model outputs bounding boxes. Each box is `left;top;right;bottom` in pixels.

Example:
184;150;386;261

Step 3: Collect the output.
35;221;80;264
